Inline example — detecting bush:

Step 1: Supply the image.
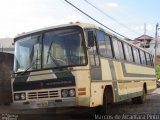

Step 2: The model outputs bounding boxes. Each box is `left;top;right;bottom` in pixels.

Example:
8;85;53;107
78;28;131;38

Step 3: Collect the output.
156;64;160;79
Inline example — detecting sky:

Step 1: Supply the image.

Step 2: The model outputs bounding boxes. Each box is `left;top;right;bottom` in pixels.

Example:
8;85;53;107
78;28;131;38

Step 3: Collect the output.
0;0;160;39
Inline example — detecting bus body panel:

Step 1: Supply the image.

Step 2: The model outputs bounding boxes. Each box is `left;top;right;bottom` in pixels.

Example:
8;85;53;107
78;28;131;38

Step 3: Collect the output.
12;23;157;110
89;57;156;107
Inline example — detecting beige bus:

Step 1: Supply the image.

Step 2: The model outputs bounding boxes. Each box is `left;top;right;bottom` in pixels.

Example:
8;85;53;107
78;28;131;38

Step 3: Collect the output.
12;23;156;114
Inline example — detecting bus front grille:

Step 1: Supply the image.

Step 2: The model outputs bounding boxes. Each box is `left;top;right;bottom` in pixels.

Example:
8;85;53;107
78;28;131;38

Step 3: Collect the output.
28;90;60;100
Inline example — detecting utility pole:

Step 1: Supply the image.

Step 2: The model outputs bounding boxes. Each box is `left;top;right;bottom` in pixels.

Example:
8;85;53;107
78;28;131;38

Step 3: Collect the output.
143;23;146;48
155;23;159;68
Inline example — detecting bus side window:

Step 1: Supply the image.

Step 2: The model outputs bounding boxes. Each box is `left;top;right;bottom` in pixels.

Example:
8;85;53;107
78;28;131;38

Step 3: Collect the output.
117;40;124;60
140;50;147;65
112;38;120;59
96;30;106;57
96;30;113;58
133;47;141;64
146;53;151;66
150;55;154;67
124;43;134;62
112;38;124;60
88;46;100;67
86;30;100;67
104;34;113;58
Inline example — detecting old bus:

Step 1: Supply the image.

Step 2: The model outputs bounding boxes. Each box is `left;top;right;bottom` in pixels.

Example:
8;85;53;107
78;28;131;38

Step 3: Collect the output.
12;23;156;114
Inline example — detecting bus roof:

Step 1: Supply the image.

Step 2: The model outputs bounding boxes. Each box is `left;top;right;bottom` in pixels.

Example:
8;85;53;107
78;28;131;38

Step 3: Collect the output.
14;23;95;39
14;22;152;54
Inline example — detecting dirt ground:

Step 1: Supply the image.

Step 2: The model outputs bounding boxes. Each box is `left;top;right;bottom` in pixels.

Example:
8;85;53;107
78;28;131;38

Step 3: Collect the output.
0;88;160;120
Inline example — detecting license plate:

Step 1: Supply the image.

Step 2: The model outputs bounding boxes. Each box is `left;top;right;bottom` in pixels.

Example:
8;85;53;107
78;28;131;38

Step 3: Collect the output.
36;101;48;108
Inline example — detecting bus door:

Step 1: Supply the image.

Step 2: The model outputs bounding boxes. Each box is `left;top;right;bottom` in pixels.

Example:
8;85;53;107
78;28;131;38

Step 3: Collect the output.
86;29;102;80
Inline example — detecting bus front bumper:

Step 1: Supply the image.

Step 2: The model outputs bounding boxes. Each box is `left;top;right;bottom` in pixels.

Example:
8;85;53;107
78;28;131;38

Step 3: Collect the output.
12;98;77;109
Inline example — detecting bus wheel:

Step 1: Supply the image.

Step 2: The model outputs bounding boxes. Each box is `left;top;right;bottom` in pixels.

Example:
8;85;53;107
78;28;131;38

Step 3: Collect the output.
95;91;108;115
131;97;138;104
132;88;146;104
137;88;146;104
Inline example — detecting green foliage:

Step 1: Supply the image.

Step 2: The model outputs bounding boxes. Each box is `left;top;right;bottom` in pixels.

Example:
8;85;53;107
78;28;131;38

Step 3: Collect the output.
156;64;160;79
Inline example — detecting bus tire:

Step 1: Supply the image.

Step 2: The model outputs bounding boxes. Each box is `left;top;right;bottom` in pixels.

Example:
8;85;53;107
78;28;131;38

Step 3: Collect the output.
136;88;146;104
95;90;108;115
131;97;138;104
132;88;146;104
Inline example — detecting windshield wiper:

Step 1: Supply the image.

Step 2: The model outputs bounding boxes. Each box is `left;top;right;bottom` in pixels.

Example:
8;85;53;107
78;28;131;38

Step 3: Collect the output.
46;41;53;64
46;41;61;67
20;50;40;75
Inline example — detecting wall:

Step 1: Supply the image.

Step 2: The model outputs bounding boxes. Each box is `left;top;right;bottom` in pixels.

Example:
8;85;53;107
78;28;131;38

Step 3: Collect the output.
0;52;14;104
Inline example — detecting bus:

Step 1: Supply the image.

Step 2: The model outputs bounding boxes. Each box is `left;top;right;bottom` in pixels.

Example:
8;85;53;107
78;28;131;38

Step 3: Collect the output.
12;23;156;114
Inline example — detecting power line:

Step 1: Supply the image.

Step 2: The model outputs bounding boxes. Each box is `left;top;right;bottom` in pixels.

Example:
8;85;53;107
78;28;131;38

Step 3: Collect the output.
84;0;140;36
60;0;92;22
64;0;130;39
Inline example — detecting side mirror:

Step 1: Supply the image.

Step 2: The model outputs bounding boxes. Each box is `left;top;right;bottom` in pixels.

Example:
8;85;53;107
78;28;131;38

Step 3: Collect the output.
87;31;95;47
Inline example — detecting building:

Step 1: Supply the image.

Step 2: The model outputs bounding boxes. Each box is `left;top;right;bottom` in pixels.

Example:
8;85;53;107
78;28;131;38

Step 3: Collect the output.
132;34;160;65
133;35;154;48
0;52;13;104
133;35;155;54
0;38;14;54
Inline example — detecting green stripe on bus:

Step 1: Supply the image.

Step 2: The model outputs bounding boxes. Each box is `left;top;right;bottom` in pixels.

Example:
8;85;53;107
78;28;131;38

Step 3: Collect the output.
108;60;152;102
14;72;30;83
108;60;119;102
121;63;156;78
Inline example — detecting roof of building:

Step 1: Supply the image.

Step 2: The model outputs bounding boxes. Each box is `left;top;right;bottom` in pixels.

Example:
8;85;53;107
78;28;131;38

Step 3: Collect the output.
134;35;153;41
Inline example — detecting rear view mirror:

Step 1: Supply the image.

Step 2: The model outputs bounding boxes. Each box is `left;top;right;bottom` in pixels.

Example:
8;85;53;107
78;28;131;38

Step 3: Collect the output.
87;31;95;47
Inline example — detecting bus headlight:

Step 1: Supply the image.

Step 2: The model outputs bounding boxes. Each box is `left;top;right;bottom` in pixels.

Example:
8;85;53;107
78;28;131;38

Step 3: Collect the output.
20;93;26;100
61;89;69;97
14;94;20;100
61;89;76;97
14;93;26;101
69;89;75;97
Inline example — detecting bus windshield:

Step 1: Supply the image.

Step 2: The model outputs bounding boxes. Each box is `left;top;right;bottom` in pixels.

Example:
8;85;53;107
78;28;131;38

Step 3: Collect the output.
14;28;86;73
14;34;42;73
